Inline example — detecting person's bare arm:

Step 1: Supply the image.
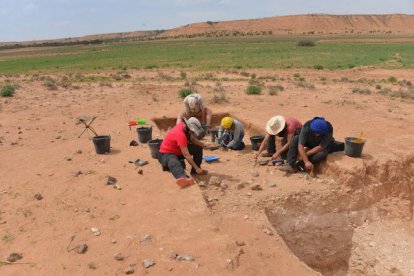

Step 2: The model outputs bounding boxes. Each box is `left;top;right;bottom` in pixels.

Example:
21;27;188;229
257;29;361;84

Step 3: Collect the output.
306;145;323;157
273;133;294;159
299;144;313;172
256;133;270;158
176;112;185;125
204;107;213;126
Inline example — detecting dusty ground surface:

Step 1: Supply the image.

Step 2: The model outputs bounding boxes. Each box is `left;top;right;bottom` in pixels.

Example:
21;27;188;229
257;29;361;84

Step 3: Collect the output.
0;68;413;275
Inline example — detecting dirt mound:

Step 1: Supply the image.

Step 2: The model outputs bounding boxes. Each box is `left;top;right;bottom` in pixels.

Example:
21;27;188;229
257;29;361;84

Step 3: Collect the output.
162;14;414;37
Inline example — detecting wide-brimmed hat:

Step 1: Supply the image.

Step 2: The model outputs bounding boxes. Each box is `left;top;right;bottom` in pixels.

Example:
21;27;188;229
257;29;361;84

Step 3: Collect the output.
265;116;286;135
184;117;204;138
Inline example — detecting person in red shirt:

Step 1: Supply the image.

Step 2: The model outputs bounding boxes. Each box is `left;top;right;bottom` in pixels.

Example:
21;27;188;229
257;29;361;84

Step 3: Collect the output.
255;115;302;160
158;117;208;187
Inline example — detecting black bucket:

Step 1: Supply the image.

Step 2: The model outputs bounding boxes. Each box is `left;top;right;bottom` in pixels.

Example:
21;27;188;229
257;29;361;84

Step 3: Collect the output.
250;135;265;151
137;126;152;143
344;137;366;158
92;135;111;154
210;130;219;143
148;139;163;159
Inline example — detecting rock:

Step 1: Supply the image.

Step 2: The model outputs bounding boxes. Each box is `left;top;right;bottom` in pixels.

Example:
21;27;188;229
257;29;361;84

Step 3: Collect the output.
114;252;124;261
176;255;195;262
76;149;83;154
140;234;151;243
237;183;245;189
65;156;72;161
170;252;178;259
209;176;222;186
111;239;117;244
143;259;155;268
263;228;274;236
266;180;277;188
7;252;23;262
34;192;43;200
137;170;143;175
369;242;376;247
246;192;252;197
91;227;101;236
220;182;228;190
244;215;249;220
251;171;259;177
73;170;83;177
236;240;246;247
251;184;263;191
77;244;88;254
124;265;135;274
106;176;117;185
198;181;206;188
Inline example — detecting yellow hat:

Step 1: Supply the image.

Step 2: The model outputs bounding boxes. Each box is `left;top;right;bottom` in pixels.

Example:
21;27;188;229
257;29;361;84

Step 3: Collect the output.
221;117;234;129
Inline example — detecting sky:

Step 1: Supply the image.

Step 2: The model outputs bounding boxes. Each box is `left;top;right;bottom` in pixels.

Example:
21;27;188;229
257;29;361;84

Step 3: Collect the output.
0;0;413;42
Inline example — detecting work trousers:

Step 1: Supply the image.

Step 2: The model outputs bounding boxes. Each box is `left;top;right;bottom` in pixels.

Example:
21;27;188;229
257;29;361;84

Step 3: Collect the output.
287;135;333;167
158;144;203;179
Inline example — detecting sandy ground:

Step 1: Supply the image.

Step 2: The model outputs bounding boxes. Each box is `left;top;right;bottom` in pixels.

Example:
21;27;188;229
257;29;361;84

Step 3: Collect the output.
0;68;413;275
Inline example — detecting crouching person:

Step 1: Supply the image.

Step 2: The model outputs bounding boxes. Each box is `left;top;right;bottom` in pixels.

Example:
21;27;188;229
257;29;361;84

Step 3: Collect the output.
283;117;335;174
218;116;245;150
158;117;208;187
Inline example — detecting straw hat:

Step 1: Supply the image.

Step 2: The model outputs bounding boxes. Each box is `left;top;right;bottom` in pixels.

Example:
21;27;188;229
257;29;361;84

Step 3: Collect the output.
265;116;286;135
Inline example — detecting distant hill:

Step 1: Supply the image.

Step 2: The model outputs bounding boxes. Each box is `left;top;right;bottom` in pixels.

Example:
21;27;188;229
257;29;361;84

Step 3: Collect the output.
162;14;414;37
2;14;414;46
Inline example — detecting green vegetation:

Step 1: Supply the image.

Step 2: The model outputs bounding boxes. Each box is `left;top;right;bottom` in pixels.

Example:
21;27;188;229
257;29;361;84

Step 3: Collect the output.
178;88;193;98
297;40;316;47
246;85;262;95
0;37;414;74
1;85;15;97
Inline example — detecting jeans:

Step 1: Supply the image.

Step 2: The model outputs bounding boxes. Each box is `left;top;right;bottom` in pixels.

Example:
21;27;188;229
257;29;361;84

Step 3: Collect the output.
287;135;333;167
220;130;245;150
158;144;203;179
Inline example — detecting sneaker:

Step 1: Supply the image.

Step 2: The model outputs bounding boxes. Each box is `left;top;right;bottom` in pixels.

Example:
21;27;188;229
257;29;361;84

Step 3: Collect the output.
261;152;274;158
278;164;299;173
176;177;194;188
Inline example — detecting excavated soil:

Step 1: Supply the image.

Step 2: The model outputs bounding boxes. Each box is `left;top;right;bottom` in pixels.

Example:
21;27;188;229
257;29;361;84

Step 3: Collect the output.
0;68;413;275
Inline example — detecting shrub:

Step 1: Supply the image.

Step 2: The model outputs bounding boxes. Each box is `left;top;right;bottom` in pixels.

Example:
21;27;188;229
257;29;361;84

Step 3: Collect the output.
313;64;324;70
352;87;371;95
268;85;284;96
178;88;193;98
387;76;397;83
295;81;315;89
1;85;15;97
180;71;187;80
376;84;382;90
44;77;58;90
296;40;316;47
246;86;261;95
250;73;257;79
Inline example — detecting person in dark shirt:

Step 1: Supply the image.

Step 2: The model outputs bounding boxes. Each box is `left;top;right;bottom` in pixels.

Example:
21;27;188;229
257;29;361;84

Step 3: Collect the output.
282;117;335;174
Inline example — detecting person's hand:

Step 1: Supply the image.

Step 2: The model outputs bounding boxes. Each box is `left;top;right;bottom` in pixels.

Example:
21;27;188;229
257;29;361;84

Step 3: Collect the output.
196;168;208;175
271;152;280;160
305;161;314;172
254;152;260;159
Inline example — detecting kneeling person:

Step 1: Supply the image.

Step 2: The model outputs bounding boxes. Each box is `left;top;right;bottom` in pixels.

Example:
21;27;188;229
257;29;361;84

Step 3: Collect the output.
218;116;245;150
158;117;208;187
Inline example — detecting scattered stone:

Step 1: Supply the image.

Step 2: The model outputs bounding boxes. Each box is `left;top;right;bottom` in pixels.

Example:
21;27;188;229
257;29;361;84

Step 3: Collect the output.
198;181;206;188
111;239;117;244
73;170;83;177
369;242;376;247
266;180;277;188
170;252;178;259
250;171;259;177
143;259;155;268
246;192;252;197
73;208;79;213
124;265;135;274
7;252;23;262
263;228;274;236
83;208;90;213
91;227;101;236
106;176;117;185
114;252;124;261
176;255;195;262
220;182;228;190
237;183;245;190
56;135;62;140
244;215;249;220
140;234;151;243
236;240;246;247
65;156;72;161
34;192;43;200
10;141;18;146
114;184;122;190
209;176;222;186
77;244;88;254
137;169;143;175
251;184;263;191
76;149;82;154
48;172;54;176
